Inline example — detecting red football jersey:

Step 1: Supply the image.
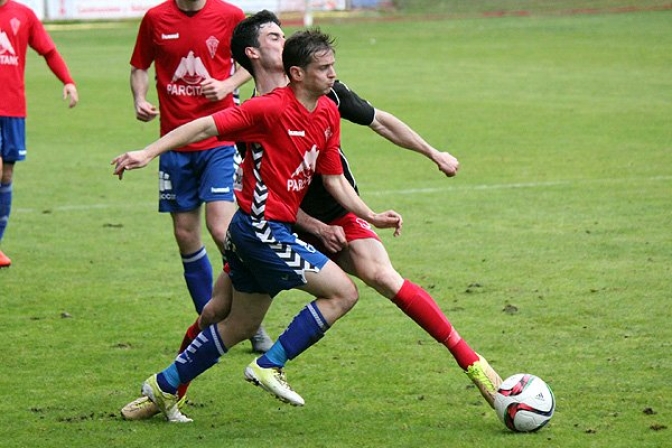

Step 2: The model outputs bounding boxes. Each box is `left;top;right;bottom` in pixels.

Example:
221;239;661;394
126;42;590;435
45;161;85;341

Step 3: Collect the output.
0;0;57;117
212;87;343;223
130;0;244;151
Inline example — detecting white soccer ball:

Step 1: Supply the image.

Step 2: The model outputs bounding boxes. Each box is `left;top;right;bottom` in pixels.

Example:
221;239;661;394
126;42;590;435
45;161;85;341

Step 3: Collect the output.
494;373;555;432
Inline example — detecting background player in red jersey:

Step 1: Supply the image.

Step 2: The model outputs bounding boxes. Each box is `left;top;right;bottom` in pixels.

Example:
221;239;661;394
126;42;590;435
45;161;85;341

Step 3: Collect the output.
129;0;272;351
112;28;402;422
0;0;78;268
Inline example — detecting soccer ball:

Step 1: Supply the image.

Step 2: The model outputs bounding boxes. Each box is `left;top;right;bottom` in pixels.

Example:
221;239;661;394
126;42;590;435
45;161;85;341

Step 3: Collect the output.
494;373;555;432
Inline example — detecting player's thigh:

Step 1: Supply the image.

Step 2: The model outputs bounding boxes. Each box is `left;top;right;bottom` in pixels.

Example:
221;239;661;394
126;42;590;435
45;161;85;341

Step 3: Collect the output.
204;200;236;248
341;238;404;298
218;289;272;347
301;259;357;300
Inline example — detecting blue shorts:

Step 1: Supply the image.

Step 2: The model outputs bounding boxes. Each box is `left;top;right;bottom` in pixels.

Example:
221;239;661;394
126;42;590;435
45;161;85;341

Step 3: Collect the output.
158;145;238;213
225;210;329;298
0;117;27;163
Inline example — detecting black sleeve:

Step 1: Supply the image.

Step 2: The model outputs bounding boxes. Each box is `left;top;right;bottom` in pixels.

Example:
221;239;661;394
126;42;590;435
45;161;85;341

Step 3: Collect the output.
328;80;376;126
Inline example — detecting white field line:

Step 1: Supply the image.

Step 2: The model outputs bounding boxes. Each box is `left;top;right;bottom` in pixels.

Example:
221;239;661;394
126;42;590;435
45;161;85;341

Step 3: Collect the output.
13;176;671;215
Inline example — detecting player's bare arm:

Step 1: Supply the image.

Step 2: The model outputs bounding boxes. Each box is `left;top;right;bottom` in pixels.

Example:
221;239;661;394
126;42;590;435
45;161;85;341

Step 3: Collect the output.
111;116;218;179
369;109;459;177
130;67;158;122
321;174;403;237
295;208;347;253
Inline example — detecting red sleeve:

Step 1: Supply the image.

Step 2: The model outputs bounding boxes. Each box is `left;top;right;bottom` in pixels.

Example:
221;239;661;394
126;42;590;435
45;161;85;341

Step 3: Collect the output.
27;9;56;55
212;96;271;142
43;49;75;85
129;14;155;69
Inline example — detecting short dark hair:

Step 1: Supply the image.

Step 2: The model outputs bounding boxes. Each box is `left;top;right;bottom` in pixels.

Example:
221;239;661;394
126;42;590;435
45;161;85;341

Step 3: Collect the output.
231;10;281;76
282;29;336;79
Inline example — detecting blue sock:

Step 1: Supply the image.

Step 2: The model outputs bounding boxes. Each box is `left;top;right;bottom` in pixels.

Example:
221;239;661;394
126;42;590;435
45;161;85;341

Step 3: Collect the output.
0;182;12;241
257;301;330;368
157;324;228;393
182;246;213;313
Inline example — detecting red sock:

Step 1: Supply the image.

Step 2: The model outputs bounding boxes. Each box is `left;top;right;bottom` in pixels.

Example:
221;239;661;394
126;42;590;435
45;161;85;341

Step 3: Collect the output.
176;318;201;398
391;280;479;370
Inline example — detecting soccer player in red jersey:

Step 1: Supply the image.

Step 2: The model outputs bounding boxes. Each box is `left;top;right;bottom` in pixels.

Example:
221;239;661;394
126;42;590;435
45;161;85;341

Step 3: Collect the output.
112;28;402;422
129;0;272;351
0;0;78;267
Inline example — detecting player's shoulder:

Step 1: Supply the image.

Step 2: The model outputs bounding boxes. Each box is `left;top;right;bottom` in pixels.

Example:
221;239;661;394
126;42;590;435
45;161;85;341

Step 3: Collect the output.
5;0;37;18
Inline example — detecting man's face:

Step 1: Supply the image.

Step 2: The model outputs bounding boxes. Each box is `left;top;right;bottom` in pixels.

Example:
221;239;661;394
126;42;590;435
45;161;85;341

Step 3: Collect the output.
300;49;337;96
256;22;285;72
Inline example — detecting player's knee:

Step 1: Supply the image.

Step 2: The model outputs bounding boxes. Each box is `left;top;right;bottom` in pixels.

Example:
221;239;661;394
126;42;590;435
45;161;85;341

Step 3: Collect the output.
362;266;402;298
337;281;359;313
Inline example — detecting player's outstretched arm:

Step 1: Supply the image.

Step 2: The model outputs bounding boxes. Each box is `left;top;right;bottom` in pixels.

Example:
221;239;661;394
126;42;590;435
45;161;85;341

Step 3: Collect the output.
322;174;402;237
111;116;218;179
369;109;459;177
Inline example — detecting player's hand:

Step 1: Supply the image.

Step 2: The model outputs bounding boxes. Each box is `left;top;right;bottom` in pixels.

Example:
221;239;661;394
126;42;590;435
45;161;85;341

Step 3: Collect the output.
111;150;152;179
201;78;234;102
63;83;78;108
434;151;459;177
135;100;159;122
370;210;403;237
316;224;347;253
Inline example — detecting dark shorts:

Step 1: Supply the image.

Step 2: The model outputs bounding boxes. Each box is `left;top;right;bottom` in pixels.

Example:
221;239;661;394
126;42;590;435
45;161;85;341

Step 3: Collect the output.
297;212;381;261
158;145;238;213
225;210;329;298
0;117;26;163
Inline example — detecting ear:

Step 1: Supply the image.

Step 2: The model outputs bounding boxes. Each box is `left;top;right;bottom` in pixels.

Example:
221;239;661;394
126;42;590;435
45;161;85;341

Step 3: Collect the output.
244;46;260;61
288;66;303;82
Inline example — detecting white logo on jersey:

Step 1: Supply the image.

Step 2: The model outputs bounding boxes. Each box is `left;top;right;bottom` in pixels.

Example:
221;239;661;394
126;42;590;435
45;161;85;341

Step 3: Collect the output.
161;33;179;40
288;146;319;192
172;51;210;83
166;51;211;97
10;18;21;35
206;36;219;59
0;30;18;66
288;130;305;137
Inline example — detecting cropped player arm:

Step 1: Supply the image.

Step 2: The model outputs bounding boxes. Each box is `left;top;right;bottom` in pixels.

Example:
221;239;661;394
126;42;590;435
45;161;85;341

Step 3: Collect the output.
322;174;402;237
130;67;159;122
111;116;218;179
295;209;347;253
201;64;252;102
369;109;459;177
43;49;78;108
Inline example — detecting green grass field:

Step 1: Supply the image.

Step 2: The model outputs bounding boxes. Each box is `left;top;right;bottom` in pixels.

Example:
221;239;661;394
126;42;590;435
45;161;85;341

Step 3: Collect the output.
1;5;671;448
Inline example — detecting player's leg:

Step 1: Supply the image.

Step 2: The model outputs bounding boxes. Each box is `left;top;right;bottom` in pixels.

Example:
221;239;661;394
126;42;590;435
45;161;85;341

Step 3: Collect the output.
159;150;213;314
171;209;212;313
201;146;274;353
341;224;501;407
246;259;358;406
0;117;26;268
121;268;234;421
142;290;271;422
